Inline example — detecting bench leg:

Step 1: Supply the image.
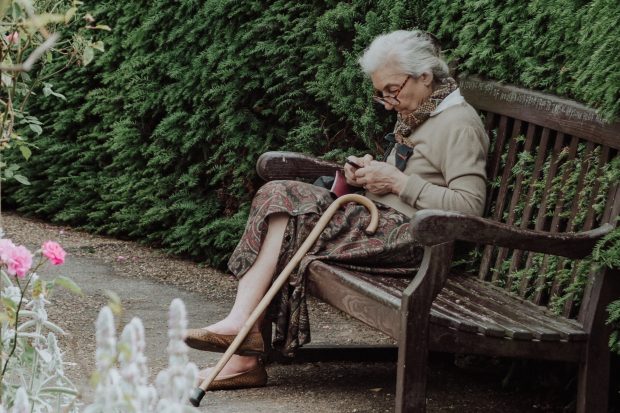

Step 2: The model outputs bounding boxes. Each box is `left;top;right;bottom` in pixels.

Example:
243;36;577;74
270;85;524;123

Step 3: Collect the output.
395;322;429;412
576;269;618;413
577;340;609;413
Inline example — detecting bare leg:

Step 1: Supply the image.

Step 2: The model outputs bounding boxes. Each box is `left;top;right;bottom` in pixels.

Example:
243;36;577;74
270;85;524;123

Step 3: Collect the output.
199;212;288;377
208;212;288;334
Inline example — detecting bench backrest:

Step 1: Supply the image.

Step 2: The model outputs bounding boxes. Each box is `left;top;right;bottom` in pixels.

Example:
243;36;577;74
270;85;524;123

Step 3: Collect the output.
460;78;619;319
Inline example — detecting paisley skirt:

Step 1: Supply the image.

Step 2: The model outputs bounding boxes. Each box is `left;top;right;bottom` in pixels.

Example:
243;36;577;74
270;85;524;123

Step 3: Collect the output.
228;180;424;356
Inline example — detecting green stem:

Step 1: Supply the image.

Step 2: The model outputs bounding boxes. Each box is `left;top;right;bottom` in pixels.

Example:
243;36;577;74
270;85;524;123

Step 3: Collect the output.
0;275;32;379
0;258;44;382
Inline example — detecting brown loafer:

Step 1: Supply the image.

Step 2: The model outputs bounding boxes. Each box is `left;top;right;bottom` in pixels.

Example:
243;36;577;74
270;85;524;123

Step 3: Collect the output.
199;364;268;391
184;329;265;356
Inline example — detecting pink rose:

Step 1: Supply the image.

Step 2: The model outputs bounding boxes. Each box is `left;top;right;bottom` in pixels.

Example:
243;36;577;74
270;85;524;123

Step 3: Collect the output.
6;245;33;278
0;239;16;263
42;240;66;265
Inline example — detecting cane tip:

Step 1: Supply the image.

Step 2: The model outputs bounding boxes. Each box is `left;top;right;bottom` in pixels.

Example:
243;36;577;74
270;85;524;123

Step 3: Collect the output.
189;387;206;407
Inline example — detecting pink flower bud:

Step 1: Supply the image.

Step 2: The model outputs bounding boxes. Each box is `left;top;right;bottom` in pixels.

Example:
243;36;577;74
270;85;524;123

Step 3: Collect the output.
42;240;66;266
0;239;16;263
6;32;19;45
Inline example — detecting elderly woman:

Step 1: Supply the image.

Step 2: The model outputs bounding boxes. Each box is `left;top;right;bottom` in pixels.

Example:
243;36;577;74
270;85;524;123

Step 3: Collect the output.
185;29;489;389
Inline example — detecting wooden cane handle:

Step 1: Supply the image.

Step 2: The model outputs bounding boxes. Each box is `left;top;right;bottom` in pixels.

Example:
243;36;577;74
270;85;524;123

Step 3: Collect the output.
335;194;379;234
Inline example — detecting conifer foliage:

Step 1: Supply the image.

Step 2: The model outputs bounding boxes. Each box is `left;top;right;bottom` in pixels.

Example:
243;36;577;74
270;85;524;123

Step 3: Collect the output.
6;0;619;268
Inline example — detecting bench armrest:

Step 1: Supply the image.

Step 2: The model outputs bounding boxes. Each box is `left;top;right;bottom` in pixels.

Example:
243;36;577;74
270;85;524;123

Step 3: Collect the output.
256;151;341;182
410;209;614;259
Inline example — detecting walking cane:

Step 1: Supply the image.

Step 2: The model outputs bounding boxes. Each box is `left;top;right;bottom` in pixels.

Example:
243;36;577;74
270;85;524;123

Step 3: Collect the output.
189;193;379;407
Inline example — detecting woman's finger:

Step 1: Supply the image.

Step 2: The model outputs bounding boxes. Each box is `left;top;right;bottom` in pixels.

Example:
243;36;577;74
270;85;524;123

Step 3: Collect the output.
361;154;374;167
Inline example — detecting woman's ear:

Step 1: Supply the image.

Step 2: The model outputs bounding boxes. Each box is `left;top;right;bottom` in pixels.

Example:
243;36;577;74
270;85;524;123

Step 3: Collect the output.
421;72;434;87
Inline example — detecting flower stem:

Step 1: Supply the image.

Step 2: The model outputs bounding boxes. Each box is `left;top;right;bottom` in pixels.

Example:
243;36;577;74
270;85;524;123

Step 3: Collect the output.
0;275;33;379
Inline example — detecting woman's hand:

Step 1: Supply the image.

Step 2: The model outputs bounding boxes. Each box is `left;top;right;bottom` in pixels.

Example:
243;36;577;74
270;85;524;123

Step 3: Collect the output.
344;154;374;187
354;160;408;195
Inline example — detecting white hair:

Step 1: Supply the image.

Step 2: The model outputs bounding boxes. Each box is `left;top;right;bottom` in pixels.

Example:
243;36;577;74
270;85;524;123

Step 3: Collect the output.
358;30;449;81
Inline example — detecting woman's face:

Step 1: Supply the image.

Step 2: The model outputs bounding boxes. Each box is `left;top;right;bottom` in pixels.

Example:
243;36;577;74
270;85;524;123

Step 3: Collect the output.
371;65;434;115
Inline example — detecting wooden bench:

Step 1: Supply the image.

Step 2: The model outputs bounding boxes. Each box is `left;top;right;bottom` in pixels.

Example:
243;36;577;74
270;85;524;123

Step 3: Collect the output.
256;78;620;412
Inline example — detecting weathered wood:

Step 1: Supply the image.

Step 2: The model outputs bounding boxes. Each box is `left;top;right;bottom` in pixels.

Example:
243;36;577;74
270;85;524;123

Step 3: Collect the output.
429;323;584;362
491;119;523;283
257;76;619;412
515;127;550;295
602;182;620;224
396;243;453;413
567;141;595;232
576;268;620;413
410;209;613;259
456;275;586;341
256;151;340;182
583;146;610;230
479;115;511;280
460;77;620;149
307;261;401;339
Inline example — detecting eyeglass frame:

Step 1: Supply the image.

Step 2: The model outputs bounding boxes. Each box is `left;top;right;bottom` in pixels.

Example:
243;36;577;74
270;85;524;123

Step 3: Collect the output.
372;75;411;107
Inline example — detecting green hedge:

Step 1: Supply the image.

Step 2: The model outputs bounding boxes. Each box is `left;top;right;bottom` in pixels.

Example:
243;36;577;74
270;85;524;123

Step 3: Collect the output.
5;0;619;268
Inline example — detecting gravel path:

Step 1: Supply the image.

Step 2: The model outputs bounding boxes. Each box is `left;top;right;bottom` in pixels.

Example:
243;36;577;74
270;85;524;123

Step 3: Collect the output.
1;212;570;412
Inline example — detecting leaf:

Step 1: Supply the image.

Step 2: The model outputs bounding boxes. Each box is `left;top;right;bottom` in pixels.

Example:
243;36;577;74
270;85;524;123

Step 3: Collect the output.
29;123;42;135
64;7;77;23
32;277;44;297
13;174;30;185
42;320;65;335
94;24;111;31
54;276;82;295
1;296;17;311
39;387;78;396
91;40;105;52
19;145;31;160
82;46;94;66
0;312;10;323
1;72;12;87
104;290;122;316
23;13;66;28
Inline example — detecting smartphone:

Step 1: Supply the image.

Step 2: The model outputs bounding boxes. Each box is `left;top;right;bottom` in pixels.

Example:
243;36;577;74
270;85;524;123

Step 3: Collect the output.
345;159;363;169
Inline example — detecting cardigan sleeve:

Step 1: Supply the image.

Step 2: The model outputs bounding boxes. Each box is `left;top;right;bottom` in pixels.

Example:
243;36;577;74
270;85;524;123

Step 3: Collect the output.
398;125;488;216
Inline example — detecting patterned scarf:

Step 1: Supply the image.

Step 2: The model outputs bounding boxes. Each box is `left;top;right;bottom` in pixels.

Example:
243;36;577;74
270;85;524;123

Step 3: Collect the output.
393;77;458;145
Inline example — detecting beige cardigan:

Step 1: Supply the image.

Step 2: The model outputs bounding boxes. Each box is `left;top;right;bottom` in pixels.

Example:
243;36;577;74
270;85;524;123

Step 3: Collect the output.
366;101;489;217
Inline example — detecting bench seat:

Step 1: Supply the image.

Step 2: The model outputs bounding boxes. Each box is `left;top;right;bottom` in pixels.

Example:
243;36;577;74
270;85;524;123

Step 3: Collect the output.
308;260;587;361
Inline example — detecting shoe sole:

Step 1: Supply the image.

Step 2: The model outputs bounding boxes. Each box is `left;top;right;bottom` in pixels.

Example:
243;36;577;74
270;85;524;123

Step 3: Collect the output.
203;366;268;391
185;337;264;357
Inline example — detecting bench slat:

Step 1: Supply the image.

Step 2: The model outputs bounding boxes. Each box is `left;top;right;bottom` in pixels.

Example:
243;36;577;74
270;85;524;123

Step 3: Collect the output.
438;284;548;340
456;275;585;338
491;119;523;284
515;127;551;295
308;260;587;344
602;182;620;224
583;146;610;230
431;298;505;336
527;133;566;304
449;276;586;341
503;122;537;290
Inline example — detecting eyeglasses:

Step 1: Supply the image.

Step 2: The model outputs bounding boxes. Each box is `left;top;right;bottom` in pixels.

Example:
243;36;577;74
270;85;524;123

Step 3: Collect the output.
373;75;411;106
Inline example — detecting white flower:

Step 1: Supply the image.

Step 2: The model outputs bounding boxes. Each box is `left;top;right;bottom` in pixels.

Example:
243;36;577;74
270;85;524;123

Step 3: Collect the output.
94;306;116;372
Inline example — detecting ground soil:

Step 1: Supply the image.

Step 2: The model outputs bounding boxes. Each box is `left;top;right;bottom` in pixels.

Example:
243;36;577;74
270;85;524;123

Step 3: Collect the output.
2;211;581;412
